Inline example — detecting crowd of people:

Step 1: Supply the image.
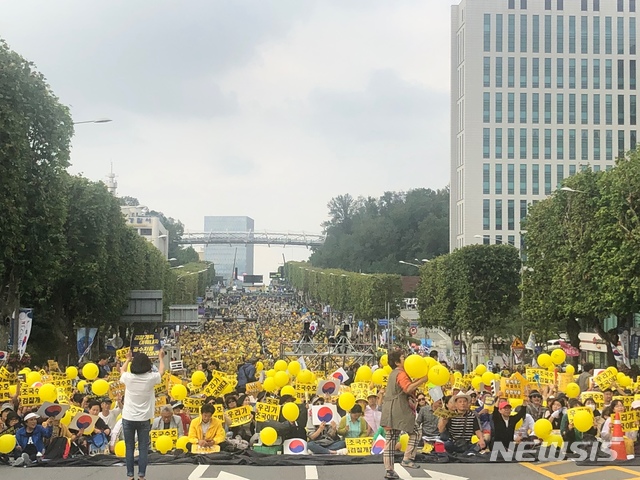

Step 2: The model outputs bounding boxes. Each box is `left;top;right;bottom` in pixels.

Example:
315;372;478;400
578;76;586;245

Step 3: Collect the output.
0;292;639;478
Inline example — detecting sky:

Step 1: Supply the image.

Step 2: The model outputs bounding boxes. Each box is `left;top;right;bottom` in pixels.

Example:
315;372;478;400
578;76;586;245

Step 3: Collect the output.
1;0;454;279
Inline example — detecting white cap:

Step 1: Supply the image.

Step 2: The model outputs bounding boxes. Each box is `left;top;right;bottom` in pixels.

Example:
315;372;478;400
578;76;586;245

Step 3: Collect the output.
24;412;39;421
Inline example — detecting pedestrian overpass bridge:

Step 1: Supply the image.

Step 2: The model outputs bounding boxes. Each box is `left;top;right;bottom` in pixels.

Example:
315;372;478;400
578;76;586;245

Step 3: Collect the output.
178;231;326;247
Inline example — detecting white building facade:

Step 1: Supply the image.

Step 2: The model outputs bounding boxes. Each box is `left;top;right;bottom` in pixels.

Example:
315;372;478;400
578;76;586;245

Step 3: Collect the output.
121;205;169;259
451;0;638;250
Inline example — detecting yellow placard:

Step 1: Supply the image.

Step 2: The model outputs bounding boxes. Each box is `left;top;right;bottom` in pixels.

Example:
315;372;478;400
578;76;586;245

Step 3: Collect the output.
226;405;252;427
116;347;130;362
263;396;280;406
154;382;166;397
202;374;230;398
594;370;617;390
620;410;639;432
183;397;205;416
557;373;574;391
255;402;281;422
483;395;495;413
0;367;16;382
350;382;370;401
192;444;220;454
109;381;126;400
67;405;85;418
500;378;525;399
154;396;167;417
613;396;634;409
525;368;555;385
56;387;70;405
150;428;178;447
47;360;60;372
580;392;604;409
19;387;41;407
213;404;225;422
0;381;10;402
345;437;373;456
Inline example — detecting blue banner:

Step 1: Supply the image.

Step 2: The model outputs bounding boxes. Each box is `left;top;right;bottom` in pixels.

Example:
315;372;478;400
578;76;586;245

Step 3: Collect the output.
77;327;98;360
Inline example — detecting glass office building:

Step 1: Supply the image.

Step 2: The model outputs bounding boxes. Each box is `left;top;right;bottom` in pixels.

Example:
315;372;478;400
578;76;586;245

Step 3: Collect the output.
203;216;255;283
451;0;637;250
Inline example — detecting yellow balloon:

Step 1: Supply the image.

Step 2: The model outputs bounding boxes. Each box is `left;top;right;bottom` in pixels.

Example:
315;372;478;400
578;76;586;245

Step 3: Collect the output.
509;398;523;408
533;418;553;439
274;360;288;372
424;356;436;369
26;371;42;386
76;380;87;392
274;371;290;388
481;371;495;386
155;435;173;454
537;353;551;368
266;369;276;378
514;419;523;430
39;383;57;403
114;440;126;457
453;371;463;380
380;354;388;367
176;436;190;452
607;366;618;376
545;434;563;447
398;433;409;452
565;382;580;399
471;376;483;391
280;385;296;397
372;369;386;386
428;365;450;387
573;410;594;433
471;434;479;444
288;361;301;376
383;365;392;375
338;392;356;411
82;363;99;381
92;379;109;396
551;349;566;365
191;371;207;386
19;368;31;375
475;364;487;376
260;427;278;446
0;434;16;454
171;384;188;401
263;377;277;392
256;361;264;372
565;364;575;375
66;366;78;380
297;369;312;384
355;365;373;382
8;385;16;397
404;354;428;379
282;402;299;422
620;375;632;387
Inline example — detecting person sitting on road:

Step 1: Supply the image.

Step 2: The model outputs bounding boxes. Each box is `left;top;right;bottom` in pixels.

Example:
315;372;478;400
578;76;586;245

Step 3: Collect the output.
13;412;53;466
151;405;184;437
438;392;486;454
188;403;226;452
337;404;368;439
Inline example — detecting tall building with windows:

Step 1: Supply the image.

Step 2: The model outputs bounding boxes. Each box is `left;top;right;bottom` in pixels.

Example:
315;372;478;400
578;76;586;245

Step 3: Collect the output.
203;216;254;283
451;0;637;250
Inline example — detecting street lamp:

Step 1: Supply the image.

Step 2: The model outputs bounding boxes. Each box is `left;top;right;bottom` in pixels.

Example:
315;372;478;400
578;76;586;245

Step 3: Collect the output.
170;265;184;270
399;260;421;268
415;258;430;263
73;118;113;125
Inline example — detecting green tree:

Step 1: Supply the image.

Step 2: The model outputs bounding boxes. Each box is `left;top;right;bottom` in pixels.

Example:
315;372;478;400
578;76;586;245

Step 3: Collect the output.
0;39;74;349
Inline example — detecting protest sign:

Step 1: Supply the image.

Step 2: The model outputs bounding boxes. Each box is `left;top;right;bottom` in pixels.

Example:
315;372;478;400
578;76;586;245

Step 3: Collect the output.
130;334;161;358
109;381;126;400
580;391;604;409
263;396;279;406
183;397;204;416
245;381;263;395
213;404;224;422
154;396;167;417
202;374;230;398
192;445;220;454
150;428;178;448
345;437;373;456
0;367;16;382
0;381;10;402
567;407;592;423
69;412;98;432
525;368;555;385
283;438;307;455
311;404;339;425
19;387;41;407
593;369;617;390
116;347;130;362
226;405;253;427
620;410;638;432
255;402;281;422
500;378;525;399
169;361;184;372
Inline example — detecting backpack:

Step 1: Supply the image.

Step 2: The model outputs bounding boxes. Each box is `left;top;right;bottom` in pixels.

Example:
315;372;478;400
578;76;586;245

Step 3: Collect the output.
44;437;70;460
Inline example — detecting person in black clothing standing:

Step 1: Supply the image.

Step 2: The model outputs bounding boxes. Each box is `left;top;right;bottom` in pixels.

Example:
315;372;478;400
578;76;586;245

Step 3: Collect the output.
491;397;528;449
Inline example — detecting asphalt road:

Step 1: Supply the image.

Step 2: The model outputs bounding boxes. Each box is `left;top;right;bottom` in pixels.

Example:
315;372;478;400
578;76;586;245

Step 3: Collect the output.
3;461;640;480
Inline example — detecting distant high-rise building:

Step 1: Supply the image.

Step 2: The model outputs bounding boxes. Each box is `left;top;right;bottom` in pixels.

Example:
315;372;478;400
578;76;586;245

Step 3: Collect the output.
451;0;637;251
203;216;254;283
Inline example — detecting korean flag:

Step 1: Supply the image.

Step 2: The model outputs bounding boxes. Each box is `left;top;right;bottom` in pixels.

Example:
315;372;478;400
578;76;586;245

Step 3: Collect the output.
283;438;308;455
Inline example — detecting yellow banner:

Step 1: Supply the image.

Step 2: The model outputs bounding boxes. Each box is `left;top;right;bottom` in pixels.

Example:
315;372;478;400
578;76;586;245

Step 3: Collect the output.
557;373;573;392
255;402;281;422
263;396;279;406
0;381;10;402
150;428;178;447
226;405;252;427
153;396;167;417
56;387;69;405
116;347;130;362
192;445;220;454
0;367;16;382
213;404;225;422
109;381;126;400
613;396;634;409
500;378;525;399
245;381;263;395
345;437;373;456
350;382;370;401
580;392;604;409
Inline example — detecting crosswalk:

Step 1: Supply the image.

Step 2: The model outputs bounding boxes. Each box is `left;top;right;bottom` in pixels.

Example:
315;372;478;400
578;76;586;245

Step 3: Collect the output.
187;464;468;480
